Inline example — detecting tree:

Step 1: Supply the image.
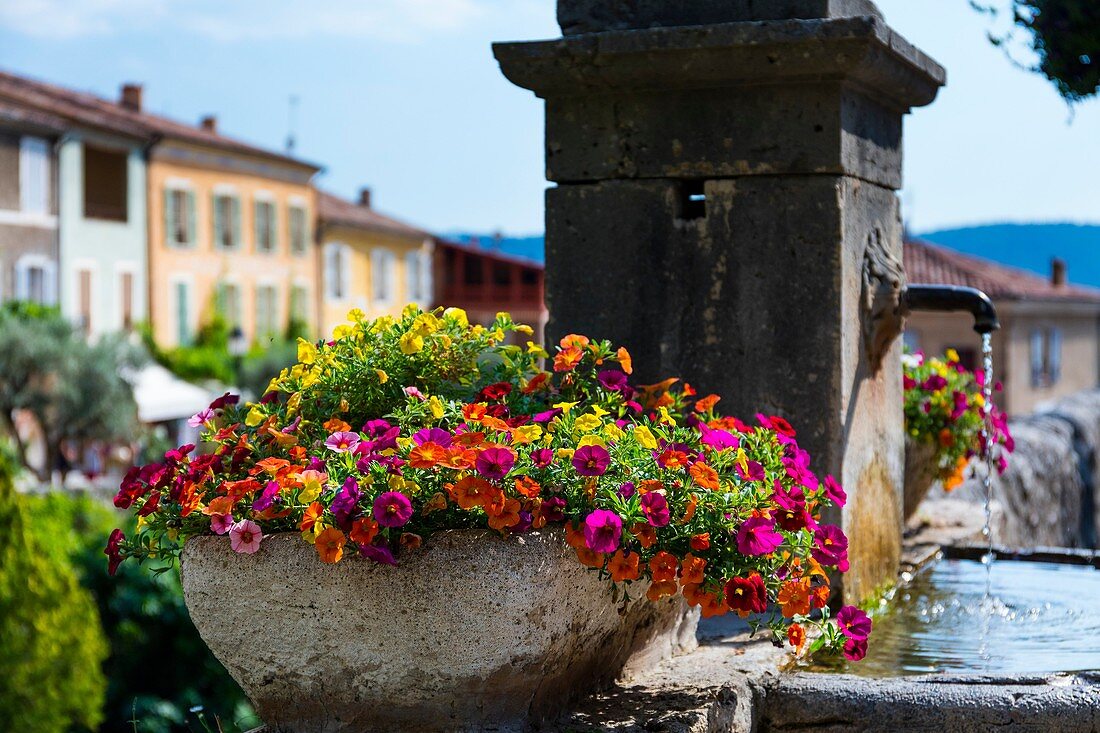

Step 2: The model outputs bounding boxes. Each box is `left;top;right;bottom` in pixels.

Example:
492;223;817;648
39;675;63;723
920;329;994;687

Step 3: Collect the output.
0;303;145;482
972;0;1100;102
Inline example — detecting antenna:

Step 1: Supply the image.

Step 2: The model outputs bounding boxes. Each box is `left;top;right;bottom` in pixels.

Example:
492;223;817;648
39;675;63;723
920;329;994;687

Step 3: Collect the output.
285;94;299;155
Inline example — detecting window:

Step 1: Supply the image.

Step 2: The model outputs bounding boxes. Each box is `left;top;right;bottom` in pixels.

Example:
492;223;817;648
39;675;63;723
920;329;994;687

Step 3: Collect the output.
492;261;511;287
254;198;277;254
77;268;94;336
290;284;310;326
213;193;242;250
14;255;55;304
119;270;134;331
288;205;308;256
406;251;425;303
215;282;243;331
463;254;484;285
20;136;49;215
175;281;192;345
371;249;395;305
1030;327;1063;388
323;243;350;301
83;144;128;221
901;330;921;353
255;284;279;340
164;186;195;247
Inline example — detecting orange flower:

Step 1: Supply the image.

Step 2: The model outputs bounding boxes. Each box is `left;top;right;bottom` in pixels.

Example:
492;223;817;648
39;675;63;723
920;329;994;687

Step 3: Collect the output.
787;623;806;652
811;584;831;610
575;546;604;568
565;522;587;549
616;346;633;375
938;427;954;448
777;578;812;618
349;516;379;545
422;492;448;514
681;582;708;607
607;550;641;582
441;447;477;470
631;523;657;548
462;403;488;422
408;441;449;469
694;394;721;414
638;479;664;495
699;591;728;618
680;553;707;585
658;449;689;470
553;346;583;373
202;495;235;516
450;475;492;509
252;457;291;477
481;416;512;433
299;501;325;532
514;476;541;498
559;334;590;349
649;551;679;582
315;527;346;563
399;532;422;550
689;461;720;490
323;418;352;433
453;431;485;447
522;371;551;394
944;456;969;491
486;495;522;531
654;393;675;409
682;382;697;397
646;579;678;602
679;494;698;524
689;533;711;551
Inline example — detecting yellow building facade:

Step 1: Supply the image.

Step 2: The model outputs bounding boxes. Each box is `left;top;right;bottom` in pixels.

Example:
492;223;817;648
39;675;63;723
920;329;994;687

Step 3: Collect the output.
317;190;433;335
147;134;320;348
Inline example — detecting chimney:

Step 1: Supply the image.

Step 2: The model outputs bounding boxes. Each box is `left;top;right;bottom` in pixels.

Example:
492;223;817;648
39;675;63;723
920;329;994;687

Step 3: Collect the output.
200;115;217;133
120;83;143;112
1051;257;1067;287
359;188;372;208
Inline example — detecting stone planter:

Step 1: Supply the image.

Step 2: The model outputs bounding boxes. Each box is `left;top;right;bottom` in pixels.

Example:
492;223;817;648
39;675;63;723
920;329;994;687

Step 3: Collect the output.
180;529;698;733
904;437;940;520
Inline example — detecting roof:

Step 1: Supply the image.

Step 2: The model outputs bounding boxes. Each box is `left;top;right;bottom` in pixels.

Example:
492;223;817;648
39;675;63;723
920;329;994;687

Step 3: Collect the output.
317;191;432;239
905;239;1100;304
0;69;320;171
435;236;544;269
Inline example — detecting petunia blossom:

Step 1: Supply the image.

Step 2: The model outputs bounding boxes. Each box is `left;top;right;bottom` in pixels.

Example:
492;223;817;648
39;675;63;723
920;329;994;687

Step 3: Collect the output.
811;524;849;571
476;445;516;480
836;605;873;641
413;427;453;448
736;515;783;556
823;475;847;507
325;431;361;453
572;444;610;476
187;408;215;428
361;543;398;566
640;491;670;527
104;528;125;576
842;637;868;661
210;513;234;535
583;509;623;554
229;520;263;554
724;572;768;614
373;491;414;528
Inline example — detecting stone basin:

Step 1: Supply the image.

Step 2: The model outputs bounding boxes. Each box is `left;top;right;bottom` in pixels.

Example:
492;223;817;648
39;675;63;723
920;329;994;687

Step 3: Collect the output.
180;529;698;733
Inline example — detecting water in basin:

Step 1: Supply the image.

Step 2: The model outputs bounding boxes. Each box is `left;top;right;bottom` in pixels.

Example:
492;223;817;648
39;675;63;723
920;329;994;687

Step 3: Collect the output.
852;558;1100;677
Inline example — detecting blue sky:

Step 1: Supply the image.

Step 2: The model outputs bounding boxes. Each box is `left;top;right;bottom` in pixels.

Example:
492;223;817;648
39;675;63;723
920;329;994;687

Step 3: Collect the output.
0;1;1096;235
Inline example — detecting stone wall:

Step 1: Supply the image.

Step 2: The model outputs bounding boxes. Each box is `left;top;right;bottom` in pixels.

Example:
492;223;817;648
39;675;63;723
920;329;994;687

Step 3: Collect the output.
912;389;1100;550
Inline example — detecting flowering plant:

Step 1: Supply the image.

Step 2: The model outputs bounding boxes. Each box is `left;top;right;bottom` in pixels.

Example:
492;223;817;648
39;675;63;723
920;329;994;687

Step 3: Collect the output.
107;306;870;659
903;349;1013;489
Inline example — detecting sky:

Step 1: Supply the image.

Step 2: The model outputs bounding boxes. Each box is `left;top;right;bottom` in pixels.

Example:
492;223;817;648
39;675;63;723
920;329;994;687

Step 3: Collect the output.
0;0;1096;235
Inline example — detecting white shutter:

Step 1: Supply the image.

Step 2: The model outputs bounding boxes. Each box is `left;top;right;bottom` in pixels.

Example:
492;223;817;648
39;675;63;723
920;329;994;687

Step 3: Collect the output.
1049;328;1063;383
20;137;49;215
324;244;340;300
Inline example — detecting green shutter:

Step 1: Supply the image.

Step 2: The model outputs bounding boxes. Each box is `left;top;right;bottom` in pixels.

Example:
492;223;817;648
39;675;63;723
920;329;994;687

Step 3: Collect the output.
213;194;223;249
164;188;175;246
231;197;242;250
186;191;196;247
269;202;278;254
253;200;263;252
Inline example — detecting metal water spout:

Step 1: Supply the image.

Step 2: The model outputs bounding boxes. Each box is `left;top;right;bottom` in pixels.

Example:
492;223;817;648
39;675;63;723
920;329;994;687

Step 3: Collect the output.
901;284;1000;334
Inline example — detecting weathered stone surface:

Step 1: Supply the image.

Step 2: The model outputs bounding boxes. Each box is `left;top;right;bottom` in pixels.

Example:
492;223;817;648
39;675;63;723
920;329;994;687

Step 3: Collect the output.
181;530;698;733
558;0;883;35
904;437;939;520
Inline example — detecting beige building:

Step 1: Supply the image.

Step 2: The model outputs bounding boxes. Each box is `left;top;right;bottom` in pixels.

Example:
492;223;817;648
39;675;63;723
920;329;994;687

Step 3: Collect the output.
904;240;1100;415
317;189;433;335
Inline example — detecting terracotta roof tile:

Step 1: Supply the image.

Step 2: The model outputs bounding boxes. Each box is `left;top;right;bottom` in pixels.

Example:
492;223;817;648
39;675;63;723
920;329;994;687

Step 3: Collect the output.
905;238;1100;303
0;69;320;171
317;191;432;239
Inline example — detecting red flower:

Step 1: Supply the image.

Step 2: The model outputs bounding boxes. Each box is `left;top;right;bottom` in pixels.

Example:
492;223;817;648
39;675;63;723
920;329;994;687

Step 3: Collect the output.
477;382;513;402
104;528;125;576
724;572;767;615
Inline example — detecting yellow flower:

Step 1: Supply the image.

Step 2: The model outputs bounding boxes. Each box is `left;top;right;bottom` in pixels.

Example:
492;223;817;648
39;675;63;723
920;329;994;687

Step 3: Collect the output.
633;425;658;449
734;448;749;475
573;413;602;433
333;324;353;340
402;303;420;319
347;308;366;323
299;471;326;503
526;341;549;358
388;474;419;493
245;406;266;427
946;348;959;363
516;324;534;336
577;434;606;448
371;315;395;333
589;405;610;419
412;313;440;336
376;369;389;384
297;338;318;365
658;406;675;425
974;393;985;407
429;396;445;419
286;392;302;414
603;423;624;442
400;330;424;354
553;400;580;415
513;424;543;444
444;307;468;327
556;448;576;460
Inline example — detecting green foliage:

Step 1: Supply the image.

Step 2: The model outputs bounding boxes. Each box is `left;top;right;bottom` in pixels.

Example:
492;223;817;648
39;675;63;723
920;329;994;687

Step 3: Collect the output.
0;449;108;732
0;303;144;480
239;338;298;399
21;490;256;733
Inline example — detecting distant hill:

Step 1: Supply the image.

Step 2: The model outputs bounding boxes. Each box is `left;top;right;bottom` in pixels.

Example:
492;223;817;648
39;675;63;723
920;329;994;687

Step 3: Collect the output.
451;223;1100;288
917;223;1100;289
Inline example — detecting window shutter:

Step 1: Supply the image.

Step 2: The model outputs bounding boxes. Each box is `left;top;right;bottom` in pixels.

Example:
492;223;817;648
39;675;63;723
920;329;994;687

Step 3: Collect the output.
254;200;264;251
213;194;223;248
1050;329;1063;383
324;245;337;299
186;191;196;247
269;203;278;253
232;197;242;249
420;251;432;305
164;188;175;246
14;260;27;300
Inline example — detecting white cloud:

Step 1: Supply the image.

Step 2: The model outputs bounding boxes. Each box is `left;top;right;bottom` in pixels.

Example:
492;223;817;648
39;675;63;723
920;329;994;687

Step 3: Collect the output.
0;0;486;43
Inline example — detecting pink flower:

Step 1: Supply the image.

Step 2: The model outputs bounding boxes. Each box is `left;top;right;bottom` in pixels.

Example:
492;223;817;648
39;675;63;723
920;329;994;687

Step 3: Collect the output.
414;427;452;448
572;444;610;476
229;520;263;554
325;431;361;453
404;386;426;400
736;515;783;556
187;408;215;428
373;491;414;528
640;491;670;527
476;445;516;481
823;475;847;507
843;637;868;661
583;509;622;553
812;525;849;571
210;513;234;535
361;543;398;565
836;606;873;641
700;426;739;451
736;460;765;482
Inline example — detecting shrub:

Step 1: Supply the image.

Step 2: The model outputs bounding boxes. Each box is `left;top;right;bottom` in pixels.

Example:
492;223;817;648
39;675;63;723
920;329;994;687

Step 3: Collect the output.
0;449;108;732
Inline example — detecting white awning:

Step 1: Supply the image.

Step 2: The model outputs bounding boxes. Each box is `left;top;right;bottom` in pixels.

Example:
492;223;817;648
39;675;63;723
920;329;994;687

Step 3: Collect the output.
130;363;216;424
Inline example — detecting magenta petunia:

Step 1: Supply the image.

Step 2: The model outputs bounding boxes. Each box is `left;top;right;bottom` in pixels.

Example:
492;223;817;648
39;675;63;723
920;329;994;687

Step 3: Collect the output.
736;515;783;556
188;407;215;428
361;543;398;565
811;524;849;571
823;475;847;507
325;431;361;453
530;448;554;468
735;460;766;482
583;509;623;553
572;444;610;476
836;605;873;641
210;513;234;535
476;445;516;480
373;491;414;528
700;426;739;451
540;496;567;523
597;370;629;393
640;491;670;527
414;427;453;448
252;480;280;513
843;637;868;661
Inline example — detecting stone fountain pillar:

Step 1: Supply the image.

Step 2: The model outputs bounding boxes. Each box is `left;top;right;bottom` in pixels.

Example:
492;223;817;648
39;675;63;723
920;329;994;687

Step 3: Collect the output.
495;0;945;601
